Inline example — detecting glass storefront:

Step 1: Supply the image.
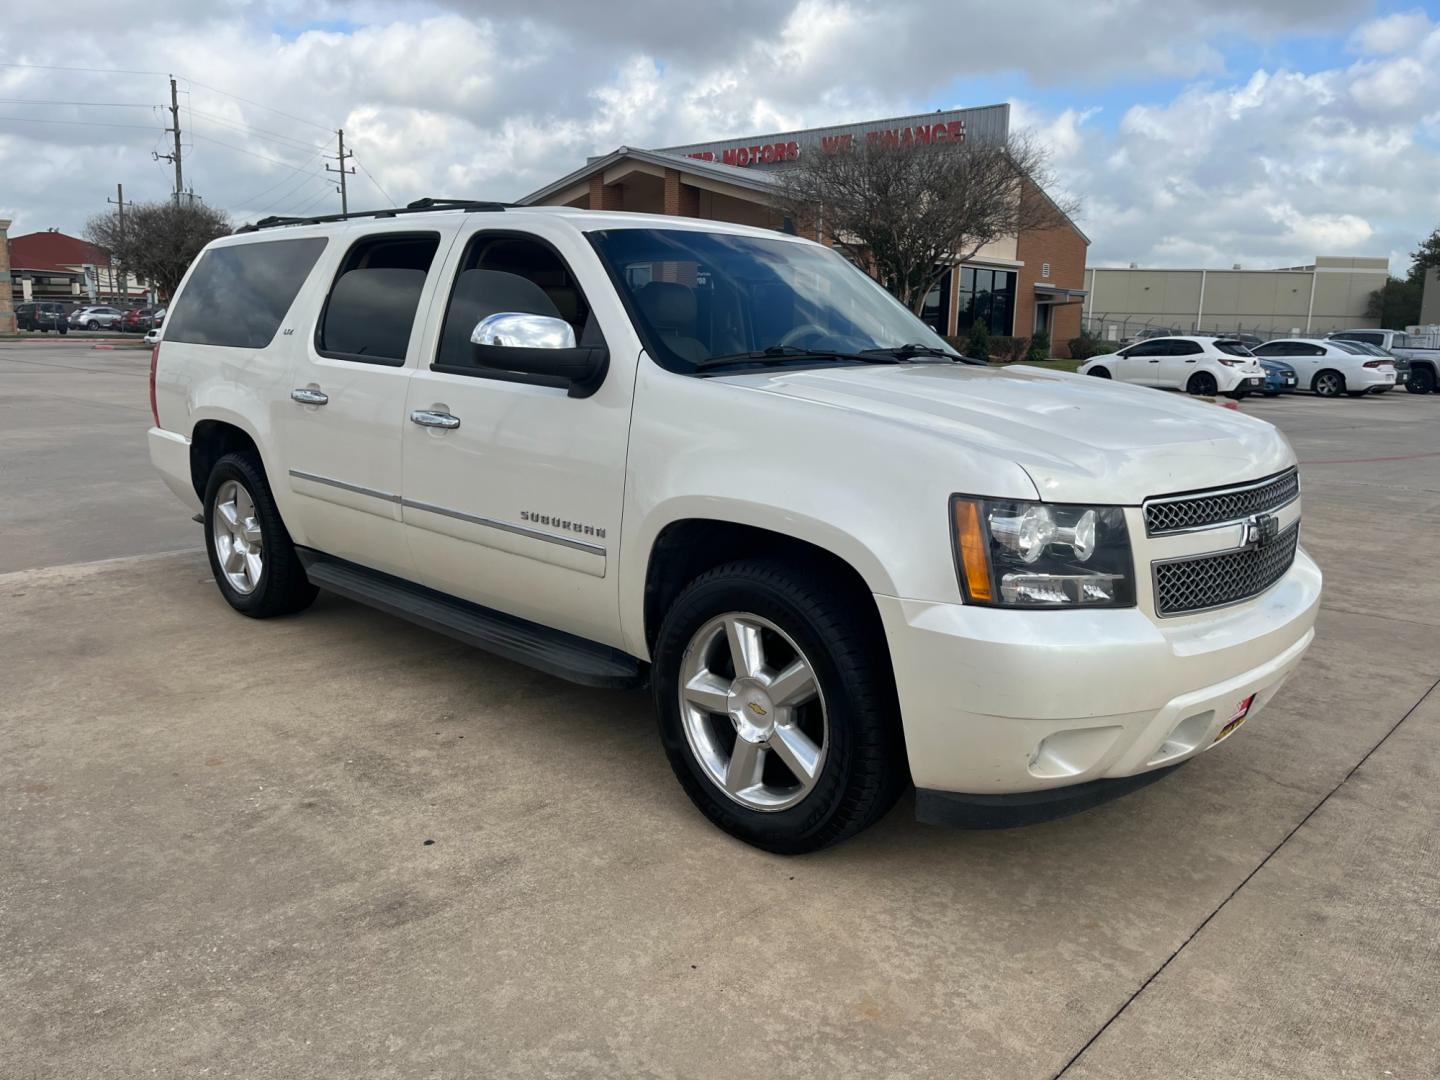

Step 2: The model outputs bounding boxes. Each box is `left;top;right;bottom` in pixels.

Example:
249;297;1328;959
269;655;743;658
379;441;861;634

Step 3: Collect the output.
954;266;1016;336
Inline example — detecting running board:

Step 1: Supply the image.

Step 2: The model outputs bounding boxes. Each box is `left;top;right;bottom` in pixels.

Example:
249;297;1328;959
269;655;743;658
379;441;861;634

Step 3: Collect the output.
296;550;643;689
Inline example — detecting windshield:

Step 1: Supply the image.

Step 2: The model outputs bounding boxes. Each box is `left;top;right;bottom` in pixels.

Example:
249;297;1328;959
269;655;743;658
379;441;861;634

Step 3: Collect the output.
588;227;962;373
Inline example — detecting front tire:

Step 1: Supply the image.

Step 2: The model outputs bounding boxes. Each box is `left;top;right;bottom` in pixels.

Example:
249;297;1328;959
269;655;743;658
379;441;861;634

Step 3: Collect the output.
203;452;317;618
1087;366;1112;379
652;559;905;854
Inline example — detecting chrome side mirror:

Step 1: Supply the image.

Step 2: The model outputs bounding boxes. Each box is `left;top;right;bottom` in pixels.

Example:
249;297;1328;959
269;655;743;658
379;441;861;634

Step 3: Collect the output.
470;312;576;350
468;311;608;398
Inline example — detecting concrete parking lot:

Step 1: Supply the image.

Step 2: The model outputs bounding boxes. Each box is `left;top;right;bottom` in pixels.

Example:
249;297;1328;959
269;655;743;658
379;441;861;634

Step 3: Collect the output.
2;342;1438;1079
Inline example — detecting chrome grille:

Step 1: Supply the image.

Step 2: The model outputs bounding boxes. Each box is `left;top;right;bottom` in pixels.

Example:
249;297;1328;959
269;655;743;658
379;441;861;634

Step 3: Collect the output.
1154;524;1299;617
1144;470;1299;535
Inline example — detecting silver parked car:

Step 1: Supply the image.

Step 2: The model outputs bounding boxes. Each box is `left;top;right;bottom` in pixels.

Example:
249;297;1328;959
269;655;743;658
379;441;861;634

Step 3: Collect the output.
68;306;125;330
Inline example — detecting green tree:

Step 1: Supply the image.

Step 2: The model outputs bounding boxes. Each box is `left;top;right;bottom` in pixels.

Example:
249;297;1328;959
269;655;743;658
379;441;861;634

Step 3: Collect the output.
1364;276;1424;328
1410;227;1440;282
86;199;231;297
774;133;1080;313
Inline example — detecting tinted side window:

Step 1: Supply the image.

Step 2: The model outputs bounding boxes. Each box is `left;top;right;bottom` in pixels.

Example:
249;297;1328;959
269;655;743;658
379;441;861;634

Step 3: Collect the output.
1128;341;1161;357
318;233;440;365
1172;341;1204;355
166;237;327;349
434;233;599;373
1252;343;1281;356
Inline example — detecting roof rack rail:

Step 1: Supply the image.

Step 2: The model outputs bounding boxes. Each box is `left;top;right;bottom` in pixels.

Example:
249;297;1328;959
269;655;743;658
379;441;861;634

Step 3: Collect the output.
236;197;510;233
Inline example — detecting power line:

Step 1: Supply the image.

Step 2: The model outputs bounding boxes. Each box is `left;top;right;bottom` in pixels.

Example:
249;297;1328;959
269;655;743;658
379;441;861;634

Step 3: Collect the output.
353;155;394;205
0;115;159;130
0;62;170;77
256;171;335;217
190;131;332;173
239;146;330;206
0;98;155;108
187;108;330;153
179;76;335;133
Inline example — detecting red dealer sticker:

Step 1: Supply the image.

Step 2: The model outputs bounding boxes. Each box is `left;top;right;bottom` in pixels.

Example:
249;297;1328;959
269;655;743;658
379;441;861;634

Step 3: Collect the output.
1214;694;1257;743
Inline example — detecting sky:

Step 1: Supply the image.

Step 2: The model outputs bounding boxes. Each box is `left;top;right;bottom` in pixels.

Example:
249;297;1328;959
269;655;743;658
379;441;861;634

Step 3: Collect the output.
2;0;1438;272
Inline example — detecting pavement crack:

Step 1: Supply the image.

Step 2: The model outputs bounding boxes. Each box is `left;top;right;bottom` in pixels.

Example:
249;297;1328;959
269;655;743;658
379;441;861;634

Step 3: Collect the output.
1050;673;1440;1080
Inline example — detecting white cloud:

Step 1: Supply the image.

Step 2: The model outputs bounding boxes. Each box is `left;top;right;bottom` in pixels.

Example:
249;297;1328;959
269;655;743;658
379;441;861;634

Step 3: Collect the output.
1349;9;1434;54
0;0;1434;285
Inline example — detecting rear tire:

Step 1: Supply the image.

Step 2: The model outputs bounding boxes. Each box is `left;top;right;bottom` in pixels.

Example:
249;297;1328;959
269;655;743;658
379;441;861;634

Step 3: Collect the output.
1313;370;1345;397
202;452;317;618
1187;371;1218;396
652;558;905;854
1407;366;1435;394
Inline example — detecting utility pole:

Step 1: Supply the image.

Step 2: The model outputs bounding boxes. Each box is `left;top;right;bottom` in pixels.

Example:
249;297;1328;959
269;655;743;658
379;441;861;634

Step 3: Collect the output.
153;76;184;205
107;184;126;303
325;128;355;214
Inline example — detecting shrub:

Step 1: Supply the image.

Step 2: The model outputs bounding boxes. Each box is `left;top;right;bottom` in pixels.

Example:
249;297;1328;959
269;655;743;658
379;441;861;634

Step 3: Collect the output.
1068;332;1119;361
964;321;991;362
1026;331;1051;361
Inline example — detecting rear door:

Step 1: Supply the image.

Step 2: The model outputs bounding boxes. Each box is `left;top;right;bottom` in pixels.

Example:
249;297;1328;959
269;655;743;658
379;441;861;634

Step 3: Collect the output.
398;223;638;647
1158;339;1204;388
279;223;458;578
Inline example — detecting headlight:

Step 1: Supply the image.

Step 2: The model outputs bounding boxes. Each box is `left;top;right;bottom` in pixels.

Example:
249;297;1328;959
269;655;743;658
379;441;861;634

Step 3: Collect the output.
950;497;1135;608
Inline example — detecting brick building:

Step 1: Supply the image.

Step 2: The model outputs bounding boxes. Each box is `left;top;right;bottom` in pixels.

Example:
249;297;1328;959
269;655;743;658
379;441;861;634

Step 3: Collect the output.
518;104;1090;355
7;229;146;309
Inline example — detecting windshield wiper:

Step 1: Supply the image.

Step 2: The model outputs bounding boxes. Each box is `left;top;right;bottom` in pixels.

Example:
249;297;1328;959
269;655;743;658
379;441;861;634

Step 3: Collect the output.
860;343;974;363
694;345;903;371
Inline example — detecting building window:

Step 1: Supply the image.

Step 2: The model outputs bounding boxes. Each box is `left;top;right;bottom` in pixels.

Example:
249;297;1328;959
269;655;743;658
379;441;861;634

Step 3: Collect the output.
954;267;1016;336
920;269;951;335
1042;262;1051;279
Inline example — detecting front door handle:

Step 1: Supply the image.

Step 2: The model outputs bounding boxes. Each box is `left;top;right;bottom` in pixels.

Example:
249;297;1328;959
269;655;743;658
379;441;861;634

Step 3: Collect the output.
410;409;461;430
1148;359;1160;364
290;387;329;406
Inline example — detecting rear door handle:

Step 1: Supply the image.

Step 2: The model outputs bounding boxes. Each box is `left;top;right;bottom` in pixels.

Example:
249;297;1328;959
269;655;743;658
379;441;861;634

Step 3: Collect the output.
410;409;461;430
1148;359;1160;364
290;387;329;405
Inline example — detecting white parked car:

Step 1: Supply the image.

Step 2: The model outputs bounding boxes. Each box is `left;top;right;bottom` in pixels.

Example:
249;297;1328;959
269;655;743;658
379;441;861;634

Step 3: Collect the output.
1251;338;1400;397
147;202;1321;852
143;327;163;346
1078;336;1267;398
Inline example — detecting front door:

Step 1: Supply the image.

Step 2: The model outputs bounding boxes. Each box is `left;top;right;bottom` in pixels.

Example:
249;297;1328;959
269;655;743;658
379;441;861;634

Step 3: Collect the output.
399;226;637;648
280;225;455;578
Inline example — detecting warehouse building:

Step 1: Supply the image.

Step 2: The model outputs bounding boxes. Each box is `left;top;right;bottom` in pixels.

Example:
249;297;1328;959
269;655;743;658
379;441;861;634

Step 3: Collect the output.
519;104;1090;353
1082;257;1391;340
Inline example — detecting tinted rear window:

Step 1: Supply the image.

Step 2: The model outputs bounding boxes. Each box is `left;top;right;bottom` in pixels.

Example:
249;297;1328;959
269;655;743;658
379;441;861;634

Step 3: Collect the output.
166;237;327;349
1213;341;1254;357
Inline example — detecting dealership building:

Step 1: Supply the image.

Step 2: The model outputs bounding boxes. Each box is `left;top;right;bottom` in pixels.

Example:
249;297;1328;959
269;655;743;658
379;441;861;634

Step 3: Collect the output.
1082;257;1394;339
519;104;1091;353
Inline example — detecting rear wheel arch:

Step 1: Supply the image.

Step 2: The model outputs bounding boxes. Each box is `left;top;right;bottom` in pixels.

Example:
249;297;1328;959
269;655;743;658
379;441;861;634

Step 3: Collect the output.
189;419;264;500
1312;368;1345;396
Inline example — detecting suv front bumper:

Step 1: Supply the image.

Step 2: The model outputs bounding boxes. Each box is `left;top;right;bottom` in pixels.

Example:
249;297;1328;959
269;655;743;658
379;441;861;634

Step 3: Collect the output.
874;547;1321;813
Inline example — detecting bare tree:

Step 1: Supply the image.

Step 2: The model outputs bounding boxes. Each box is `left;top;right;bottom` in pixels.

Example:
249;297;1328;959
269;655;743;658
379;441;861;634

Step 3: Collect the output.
86;200;231;298
774;133;1080;313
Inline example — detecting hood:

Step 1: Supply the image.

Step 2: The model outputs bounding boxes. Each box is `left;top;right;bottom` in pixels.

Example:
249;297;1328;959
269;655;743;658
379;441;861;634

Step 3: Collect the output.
715;362;1295;504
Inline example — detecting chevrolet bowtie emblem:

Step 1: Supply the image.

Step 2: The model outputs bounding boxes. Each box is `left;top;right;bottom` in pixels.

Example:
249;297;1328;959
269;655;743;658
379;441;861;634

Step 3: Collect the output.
1244;512;1279;550
746;702;768;718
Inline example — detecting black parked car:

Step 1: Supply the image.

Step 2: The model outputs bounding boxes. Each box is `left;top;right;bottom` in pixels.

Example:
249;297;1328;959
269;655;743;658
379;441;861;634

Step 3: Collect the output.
14;301;71;333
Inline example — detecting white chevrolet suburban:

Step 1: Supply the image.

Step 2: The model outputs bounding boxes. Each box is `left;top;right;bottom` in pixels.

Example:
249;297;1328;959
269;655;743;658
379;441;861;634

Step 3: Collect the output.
148;199;1321;852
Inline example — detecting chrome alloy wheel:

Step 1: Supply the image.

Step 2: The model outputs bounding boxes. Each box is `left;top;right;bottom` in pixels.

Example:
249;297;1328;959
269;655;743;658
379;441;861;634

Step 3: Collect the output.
1315;371;1343;397
677;612;828;812
211;479;264;595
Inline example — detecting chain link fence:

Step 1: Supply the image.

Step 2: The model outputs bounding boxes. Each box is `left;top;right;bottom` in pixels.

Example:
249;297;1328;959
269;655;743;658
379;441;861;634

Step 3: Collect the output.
1077;314;1440;347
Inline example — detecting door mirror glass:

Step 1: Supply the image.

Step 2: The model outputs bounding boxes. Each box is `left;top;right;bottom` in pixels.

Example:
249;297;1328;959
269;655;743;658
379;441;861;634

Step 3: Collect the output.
470;312;577;350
